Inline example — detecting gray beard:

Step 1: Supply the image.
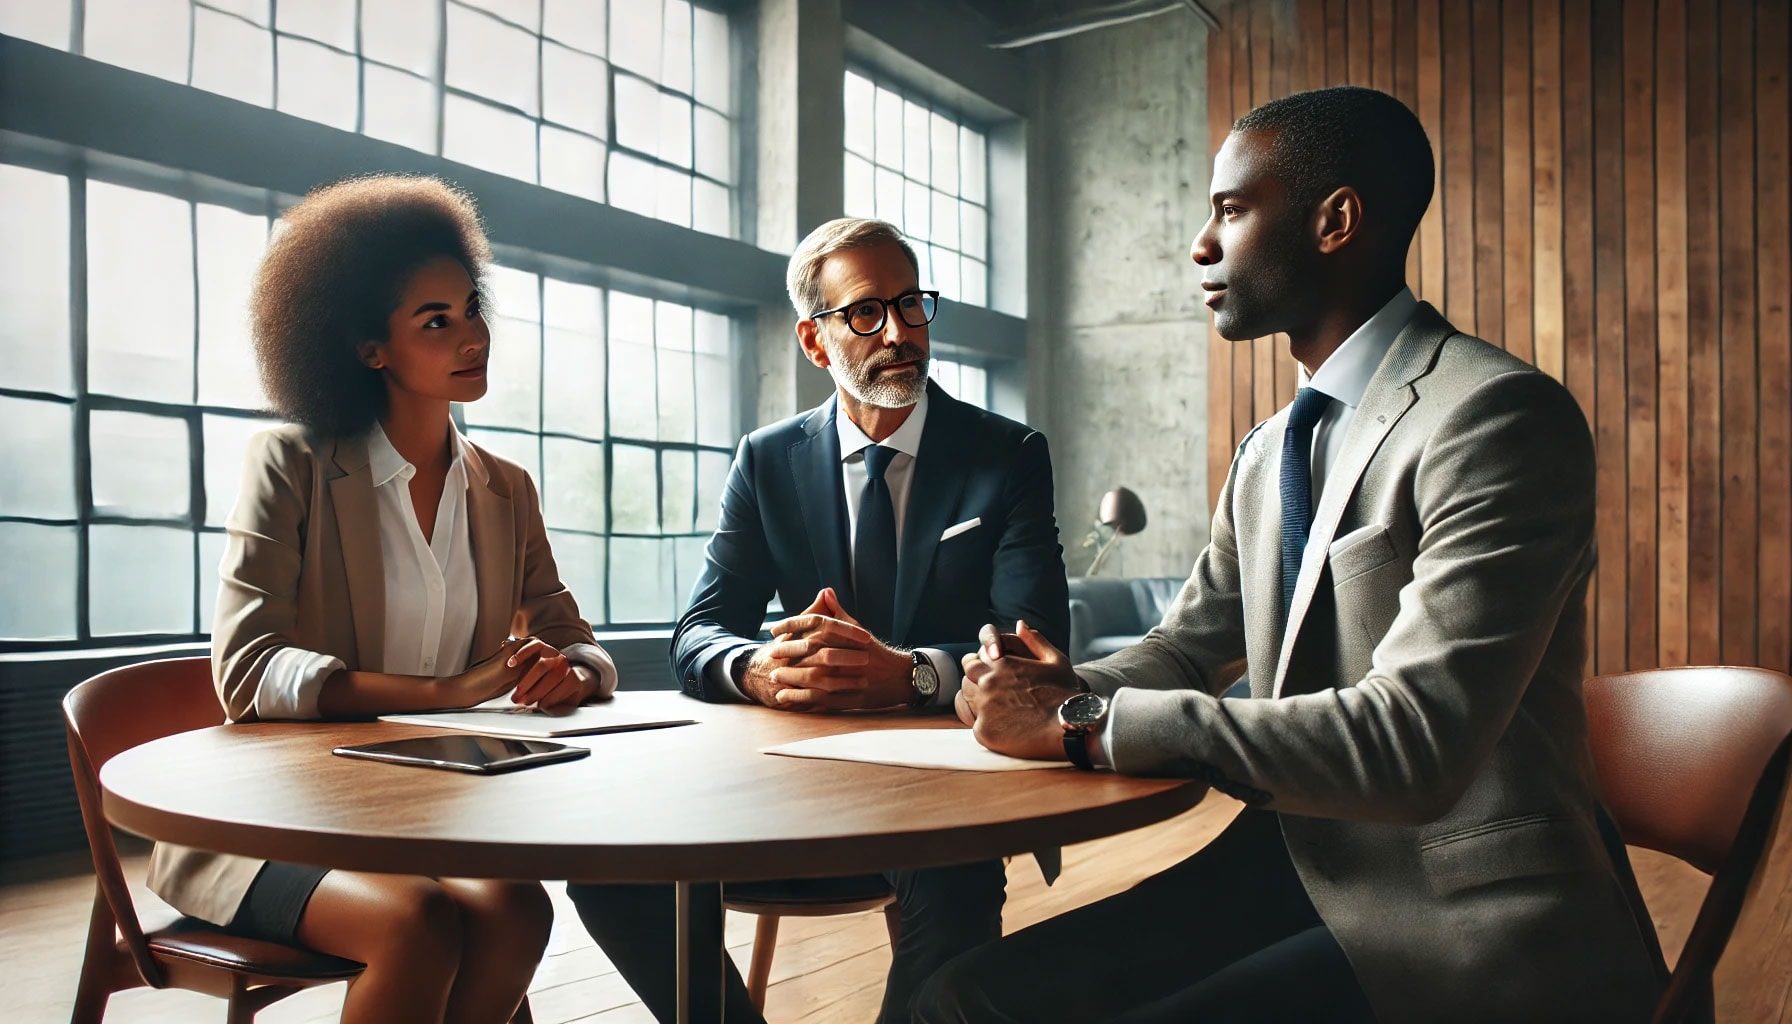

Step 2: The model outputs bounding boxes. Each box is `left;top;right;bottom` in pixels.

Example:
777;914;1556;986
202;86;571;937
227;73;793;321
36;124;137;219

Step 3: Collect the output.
823;336;928;408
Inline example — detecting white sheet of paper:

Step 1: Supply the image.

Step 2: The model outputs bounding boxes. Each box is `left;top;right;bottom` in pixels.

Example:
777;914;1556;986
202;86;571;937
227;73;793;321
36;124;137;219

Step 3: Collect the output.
379;696;695;739
763;728;1073;772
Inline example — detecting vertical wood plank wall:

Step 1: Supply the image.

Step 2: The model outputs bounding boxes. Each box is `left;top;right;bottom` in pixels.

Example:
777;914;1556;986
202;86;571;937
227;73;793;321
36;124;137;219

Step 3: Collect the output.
1204;0;1792;675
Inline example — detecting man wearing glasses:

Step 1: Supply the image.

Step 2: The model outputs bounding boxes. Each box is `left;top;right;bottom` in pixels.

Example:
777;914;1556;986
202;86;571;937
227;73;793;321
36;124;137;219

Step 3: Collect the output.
567;218;1070;1023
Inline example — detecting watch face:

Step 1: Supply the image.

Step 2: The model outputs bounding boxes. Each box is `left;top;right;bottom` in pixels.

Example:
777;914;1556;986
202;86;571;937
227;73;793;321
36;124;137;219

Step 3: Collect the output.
1060;691;1107;728
912;659;939;696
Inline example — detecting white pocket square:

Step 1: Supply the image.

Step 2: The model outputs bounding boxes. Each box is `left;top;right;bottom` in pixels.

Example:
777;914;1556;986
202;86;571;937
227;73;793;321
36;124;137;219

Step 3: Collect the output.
940;518;982;542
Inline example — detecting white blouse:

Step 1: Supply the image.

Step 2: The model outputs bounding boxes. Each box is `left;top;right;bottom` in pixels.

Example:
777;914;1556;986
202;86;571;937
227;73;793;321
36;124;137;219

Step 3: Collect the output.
251;423;479;719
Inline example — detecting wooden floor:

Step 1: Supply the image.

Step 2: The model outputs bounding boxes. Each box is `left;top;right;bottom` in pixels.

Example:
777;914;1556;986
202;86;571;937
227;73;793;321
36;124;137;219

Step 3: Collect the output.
4;794;1788;1023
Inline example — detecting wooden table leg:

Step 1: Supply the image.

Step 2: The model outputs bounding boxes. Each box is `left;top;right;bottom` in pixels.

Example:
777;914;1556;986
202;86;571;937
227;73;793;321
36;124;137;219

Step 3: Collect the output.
675;881;724;1023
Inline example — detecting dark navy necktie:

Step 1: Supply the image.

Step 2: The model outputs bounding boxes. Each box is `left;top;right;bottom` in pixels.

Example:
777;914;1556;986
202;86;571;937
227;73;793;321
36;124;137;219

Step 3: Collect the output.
1280;387;1334;618
854;444;899;640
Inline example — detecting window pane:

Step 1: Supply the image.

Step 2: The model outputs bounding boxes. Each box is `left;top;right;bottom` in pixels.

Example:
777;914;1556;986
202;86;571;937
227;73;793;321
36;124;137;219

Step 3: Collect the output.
86;182;193;403
904;100;930;184
874;166;902;224
614;74;662;162
0;165;71;394
541;126;606;203
443;95;538;182
542;436;605;532
961;202;988;260
191;7;272;107
607;150;657;219
609;536;673;623
674;534;706;610
610;444;658;534
197;204;268;410
692;6;730;111
693;106;730;183
276;36;358;132
84;0;189;83
694;311;733;447
90;524;195;636
465;428;539;483
459;0;538;32
655;166;692;228
543;0;606;54
0;0;71;48
199;530;228;632
930;112;959;192
844;72;874;157
611;0;663;80
0;523;77;640
362;0;438;75
962;258;988;307
661;0;693;95
543;43;607;137
874;86;902;168
693;178;729;237
0;397;76;518
843;153;874;219
467;267;541;431
203;414;269;528
960;127;987;203
660;449;694;534
363;65;436;153
930;191;959;250
275;0;355;50
655;303;693;444
960;364;989;409
904;179;930;241
931;357;962;399
542;279;606;438
934;249;961;302
548;529;605;624
658;92;693;169
695;449;729;533
447;3;539;117
91;409;190;518
209;0;269;25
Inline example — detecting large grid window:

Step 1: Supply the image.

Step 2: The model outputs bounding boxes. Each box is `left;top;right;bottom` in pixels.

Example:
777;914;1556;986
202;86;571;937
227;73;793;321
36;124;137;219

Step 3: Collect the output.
843;69;989;306
2;0;737;237
0;163;737;647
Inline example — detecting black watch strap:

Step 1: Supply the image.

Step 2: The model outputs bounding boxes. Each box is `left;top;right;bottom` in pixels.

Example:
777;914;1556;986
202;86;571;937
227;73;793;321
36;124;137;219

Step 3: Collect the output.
1063;728;1094;771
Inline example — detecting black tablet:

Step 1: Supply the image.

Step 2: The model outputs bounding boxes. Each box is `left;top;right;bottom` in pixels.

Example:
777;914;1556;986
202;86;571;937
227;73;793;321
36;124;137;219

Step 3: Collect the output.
332;735;590;774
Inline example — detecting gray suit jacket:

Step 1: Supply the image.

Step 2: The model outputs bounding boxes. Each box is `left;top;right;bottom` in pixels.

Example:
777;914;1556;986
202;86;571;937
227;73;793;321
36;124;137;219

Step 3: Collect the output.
1078;304;1666;1023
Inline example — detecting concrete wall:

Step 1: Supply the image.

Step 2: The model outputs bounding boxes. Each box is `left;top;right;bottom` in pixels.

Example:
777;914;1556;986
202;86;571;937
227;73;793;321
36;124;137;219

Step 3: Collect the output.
1033;13;1214;578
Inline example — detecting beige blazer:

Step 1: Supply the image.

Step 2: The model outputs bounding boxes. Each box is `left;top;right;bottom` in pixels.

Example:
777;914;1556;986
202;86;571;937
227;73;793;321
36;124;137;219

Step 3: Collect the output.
1079;304;1666;1024
148;424;607;925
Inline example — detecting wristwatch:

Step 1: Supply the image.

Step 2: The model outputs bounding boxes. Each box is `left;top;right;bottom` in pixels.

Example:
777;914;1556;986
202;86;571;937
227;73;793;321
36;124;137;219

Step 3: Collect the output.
1058;691;1109;770
908;650;940;709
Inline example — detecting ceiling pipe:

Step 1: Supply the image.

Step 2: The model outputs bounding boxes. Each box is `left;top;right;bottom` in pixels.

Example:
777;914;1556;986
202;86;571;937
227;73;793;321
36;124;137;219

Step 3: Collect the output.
988;0;1221;49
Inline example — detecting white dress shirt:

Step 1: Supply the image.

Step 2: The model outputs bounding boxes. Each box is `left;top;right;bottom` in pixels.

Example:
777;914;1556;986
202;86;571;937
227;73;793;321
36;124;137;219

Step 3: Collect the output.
251;423;479;719
1088;287;1419;766
711;391;959;706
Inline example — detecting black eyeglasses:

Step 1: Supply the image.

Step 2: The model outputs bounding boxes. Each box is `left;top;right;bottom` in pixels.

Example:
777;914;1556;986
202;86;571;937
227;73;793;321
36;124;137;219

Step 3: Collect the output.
810;290;939;337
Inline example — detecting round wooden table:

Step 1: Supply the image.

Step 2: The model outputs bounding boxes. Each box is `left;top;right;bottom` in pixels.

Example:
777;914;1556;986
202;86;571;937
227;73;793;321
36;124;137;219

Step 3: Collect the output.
102;691;1208;1021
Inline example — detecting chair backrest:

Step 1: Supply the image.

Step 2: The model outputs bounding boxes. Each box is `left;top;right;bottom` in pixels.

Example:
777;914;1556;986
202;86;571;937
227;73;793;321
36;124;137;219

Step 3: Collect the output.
1583;666;1792;1024
63;656;222;986
1584;667;1792;874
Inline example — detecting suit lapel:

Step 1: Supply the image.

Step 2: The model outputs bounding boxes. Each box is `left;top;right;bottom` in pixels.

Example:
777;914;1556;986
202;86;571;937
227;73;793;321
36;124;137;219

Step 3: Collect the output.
1271;304;1454;697
462;440;515;662
325;435;384;671
789;399;855;609
892;385;967;644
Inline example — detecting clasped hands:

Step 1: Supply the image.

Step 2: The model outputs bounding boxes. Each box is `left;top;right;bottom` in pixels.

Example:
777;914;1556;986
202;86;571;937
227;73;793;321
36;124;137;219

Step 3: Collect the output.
738;588;913;711
455;636;603;713
958;620;1084;762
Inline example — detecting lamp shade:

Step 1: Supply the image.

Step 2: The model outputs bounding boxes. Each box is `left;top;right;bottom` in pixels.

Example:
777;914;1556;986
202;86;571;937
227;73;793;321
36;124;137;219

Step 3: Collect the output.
1098;487;1147;535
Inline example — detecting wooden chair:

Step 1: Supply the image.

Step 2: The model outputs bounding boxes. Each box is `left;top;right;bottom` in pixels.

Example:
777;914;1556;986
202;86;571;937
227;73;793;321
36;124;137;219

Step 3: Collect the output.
63;655;536;1024
1583;666;1792;1024
724;880;901;1012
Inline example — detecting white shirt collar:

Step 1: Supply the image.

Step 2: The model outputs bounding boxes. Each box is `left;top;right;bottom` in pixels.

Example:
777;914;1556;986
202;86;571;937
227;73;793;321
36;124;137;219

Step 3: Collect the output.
367;421;469;489
1302;286;1420;409
835;389;929;462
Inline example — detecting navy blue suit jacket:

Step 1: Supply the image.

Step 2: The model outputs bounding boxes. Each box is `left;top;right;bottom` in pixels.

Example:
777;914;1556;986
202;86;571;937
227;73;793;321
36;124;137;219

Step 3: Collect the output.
673;382;1070;701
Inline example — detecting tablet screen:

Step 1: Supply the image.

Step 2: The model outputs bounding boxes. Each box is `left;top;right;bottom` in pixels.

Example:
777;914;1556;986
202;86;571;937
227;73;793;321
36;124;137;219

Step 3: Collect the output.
332;735;590;774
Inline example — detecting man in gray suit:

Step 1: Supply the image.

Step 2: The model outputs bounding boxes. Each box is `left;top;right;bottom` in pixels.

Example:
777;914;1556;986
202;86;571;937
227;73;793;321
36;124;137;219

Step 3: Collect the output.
917;87;1668;1023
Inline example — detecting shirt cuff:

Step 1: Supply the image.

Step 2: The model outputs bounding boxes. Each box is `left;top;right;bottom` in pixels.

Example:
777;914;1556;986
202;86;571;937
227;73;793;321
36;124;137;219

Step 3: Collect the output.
706;644;757;702
254;647;345;721
916;648;962;708
561;642;619;700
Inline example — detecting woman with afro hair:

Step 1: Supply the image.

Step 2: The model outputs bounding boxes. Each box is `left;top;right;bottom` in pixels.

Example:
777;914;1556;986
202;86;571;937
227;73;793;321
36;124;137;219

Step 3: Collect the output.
148;175;617;1024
